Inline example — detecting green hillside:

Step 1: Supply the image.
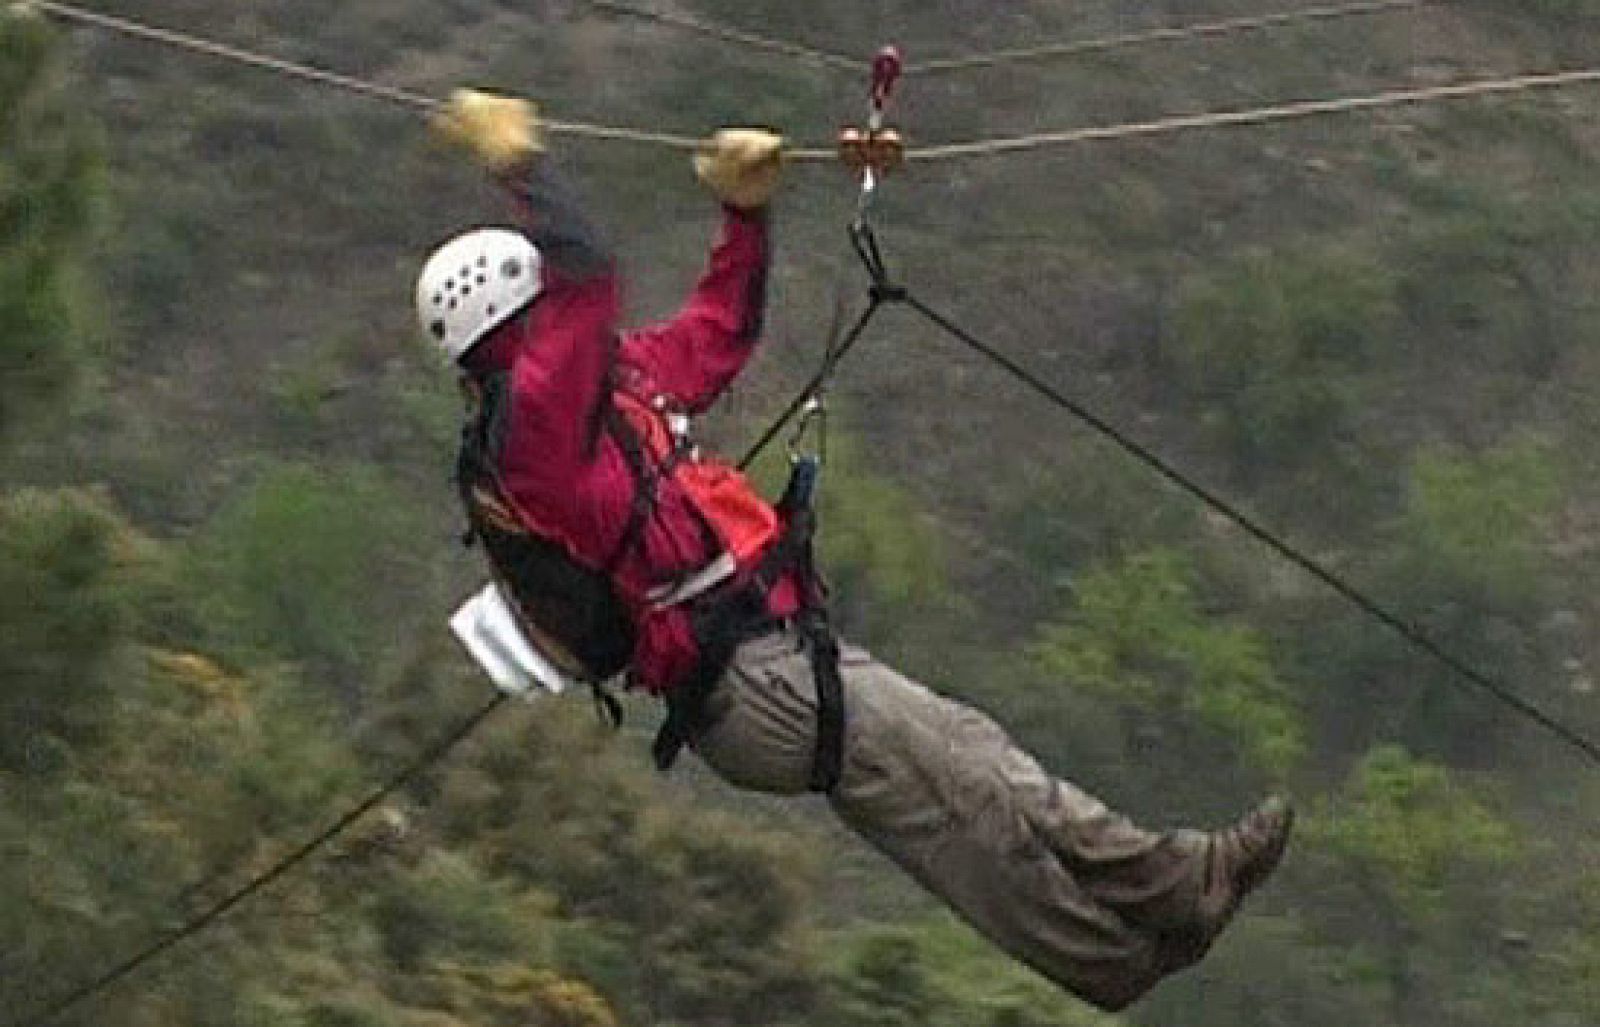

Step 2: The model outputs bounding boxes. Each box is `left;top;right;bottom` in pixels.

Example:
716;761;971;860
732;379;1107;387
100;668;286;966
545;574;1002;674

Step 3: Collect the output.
5;1;1600;1024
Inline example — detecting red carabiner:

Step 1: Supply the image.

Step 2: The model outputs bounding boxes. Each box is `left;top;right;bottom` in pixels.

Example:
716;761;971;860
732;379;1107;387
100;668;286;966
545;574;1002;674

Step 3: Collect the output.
871;45;903;111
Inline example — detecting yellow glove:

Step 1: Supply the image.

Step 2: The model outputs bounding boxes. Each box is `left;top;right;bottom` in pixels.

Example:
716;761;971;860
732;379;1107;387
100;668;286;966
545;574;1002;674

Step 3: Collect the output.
432;88;544;172
694;128;785;210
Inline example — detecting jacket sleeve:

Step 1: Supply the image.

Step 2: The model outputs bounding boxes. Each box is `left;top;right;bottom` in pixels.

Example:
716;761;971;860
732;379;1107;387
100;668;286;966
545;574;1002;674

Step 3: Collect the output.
497;163;621;488
501;161;614;284
619;206;771;413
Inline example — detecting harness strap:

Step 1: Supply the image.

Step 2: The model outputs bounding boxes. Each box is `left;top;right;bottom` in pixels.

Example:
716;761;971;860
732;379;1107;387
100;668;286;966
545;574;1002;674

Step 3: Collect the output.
800;611;845;793
650;457;846;794
601;403;658;575
648;551;738;610
600;400;711;586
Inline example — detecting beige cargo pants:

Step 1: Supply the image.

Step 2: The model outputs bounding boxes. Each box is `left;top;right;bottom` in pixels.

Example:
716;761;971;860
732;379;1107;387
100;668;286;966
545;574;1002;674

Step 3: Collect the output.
690;628;1226;1012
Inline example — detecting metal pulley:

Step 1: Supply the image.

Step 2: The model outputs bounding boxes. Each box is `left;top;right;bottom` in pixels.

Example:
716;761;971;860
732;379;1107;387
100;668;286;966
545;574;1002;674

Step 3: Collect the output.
838;44;906;192
837;126;905;177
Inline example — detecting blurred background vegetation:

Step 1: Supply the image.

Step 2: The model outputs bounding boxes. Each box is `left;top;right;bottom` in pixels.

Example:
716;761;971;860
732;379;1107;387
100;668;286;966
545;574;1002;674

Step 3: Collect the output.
5;1;1600;1024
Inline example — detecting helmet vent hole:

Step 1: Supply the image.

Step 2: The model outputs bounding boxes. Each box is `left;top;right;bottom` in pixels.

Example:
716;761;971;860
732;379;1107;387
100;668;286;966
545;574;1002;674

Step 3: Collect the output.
477;256;488;267
503;259;522;278
430;320;446;340
448;299;458;310
476;274;487;285
487;304;497;317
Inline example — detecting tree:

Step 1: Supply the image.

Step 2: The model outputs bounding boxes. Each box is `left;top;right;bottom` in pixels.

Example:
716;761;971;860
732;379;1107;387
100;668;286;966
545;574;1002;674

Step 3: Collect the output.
1031;548;1304;786
0;488;134;771
1300;746;1519;1025
184;461;441;701
0;12;102;448
1302;439;1564;764
1166;244;1398;522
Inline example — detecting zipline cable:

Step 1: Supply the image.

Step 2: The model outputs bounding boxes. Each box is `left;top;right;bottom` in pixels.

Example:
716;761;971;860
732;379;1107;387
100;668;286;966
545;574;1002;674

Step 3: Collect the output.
586;0;1431;78
29;2;1600;167
911;68;1600;159
31;0;444;110
585;0;864;73
11;692;509;1027
907;0;1432;75
26;0;837;159
897;290;1600;768
36;0;1600;170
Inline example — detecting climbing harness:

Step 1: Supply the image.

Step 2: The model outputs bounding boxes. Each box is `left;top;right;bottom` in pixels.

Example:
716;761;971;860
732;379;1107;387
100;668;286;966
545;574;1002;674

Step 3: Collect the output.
26;10;1600;1027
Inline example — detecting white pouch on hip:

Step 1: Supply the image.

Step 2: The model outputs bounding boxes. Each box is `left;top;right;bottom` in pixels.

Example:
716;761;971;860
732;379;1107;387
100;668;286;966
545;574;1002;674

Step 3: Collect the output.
450;582;580;698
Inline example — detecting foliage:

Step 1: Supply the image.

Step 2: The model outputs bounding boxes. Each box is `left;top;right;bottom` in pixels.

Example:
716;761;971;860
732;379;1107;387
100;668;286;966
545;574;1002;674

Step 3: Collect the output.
0;488;135;771
1167;244;1397;512
1032;548;1304;781
1311;747;1517;921
824;919;1128;1027
1296;747;1521;1024
1391;438;1561;613
184;461;440;694
0;13;103;448
1301;439;1565;763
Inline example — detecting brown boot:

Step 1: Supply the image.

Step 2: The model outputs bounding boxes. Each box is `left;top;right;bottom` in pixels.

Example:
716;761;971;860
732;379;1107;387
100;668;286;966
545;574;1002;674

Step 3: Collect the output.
1156;796;1295;972
1213;795;1295;904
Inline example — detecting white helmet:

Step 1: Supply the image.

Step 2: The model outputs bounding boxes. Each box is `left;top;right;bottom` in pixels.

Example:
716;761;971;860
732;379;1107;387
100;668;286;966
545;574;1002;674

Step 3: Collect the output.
415;228;542;362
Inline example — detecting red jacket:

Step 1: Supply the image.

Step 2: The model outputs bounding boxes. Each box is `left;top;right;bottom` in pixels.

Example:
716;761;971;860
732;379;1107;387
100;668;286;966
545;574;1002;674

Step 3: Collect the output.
461;163;803;692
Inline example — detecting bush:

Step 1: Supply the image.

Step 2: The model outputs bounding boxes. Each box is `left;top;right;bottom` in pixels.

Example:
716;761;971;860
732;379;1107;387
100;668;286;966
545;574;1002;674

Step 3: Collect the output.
185;462;440;698
0;14;104;447
0;489;135;770
1166;244;1398;515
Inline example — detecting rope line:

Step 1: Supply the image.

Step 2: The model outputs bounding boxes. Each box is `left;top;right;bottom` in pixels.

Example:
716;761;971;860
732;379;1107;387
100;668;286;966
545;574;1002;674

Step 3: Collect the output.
11;693;509;1027
907;0;1431;75
899;291;1600;768
28;1;836;159
585;0;865;72
31;2;1600;166
912;67;1600;158
32;0;443;110
586;0;1430;79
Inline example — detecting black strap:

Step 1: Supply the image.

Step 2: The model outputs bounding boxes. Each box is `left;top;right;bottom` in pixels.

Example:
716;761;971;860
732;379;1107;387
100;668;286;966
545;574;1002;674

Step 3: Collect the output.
602;403;655;574
800;611;845;793
591;681;625;730
600;401;708;583
649;458;845;793
650;581;772;772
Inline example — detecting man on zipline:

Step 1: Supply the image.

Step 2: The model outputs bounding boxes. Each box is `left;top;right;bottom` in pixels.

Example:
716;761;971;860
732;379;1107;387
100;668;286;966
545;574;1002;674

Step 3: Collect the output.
418;89;1292;1012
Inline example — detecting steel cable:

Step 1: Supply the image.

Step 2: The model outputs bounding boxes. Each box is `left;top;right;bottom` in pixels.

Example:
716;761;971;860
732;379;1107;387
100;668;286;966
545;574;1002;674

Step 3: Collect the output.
907;0;1432;75
911;67;1600;159
11;693;509;1027
26;1;836;158
898;290;1600;768
31;2;1600;166
585;0;864;72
